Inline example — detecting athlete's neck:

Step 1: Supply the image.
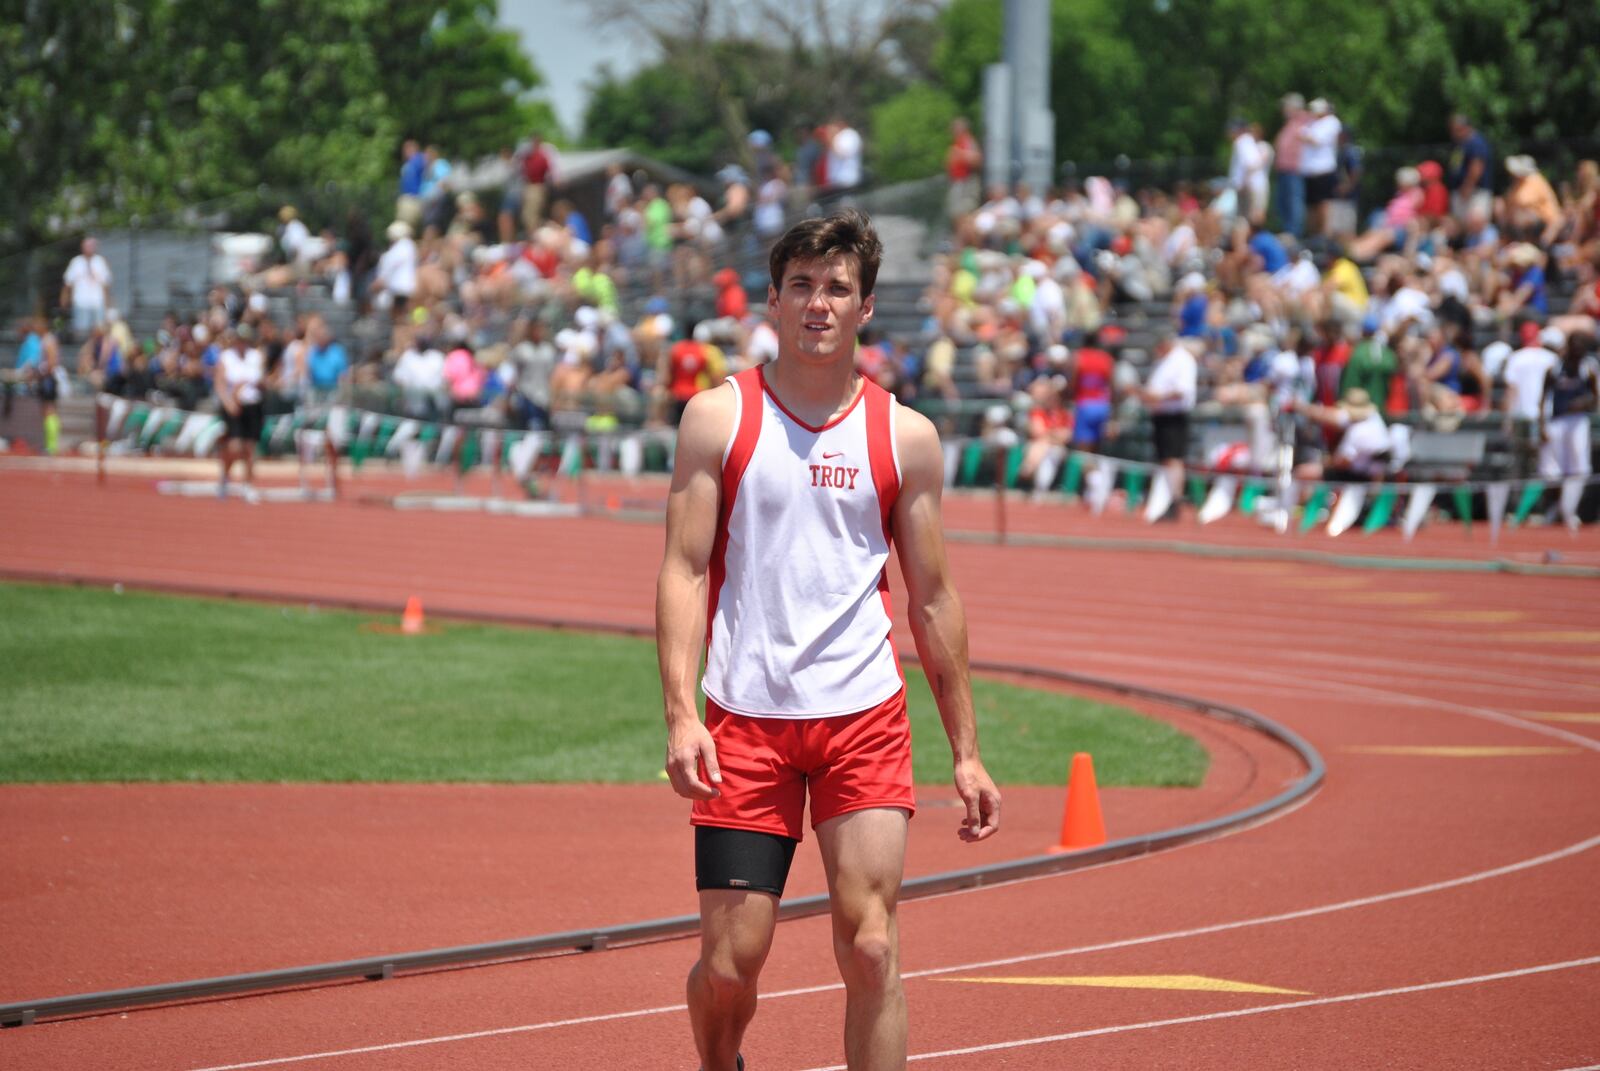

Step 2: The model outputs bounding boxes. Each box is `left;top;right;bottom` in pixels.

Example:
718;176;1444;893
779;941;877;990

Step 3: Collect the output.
763;358;862;427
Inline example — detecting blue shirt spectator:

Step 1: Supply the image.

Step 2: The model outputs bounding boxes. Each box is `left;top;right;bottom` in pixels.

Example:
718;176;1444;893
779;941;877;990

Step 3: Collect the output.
308;340;348;390
1447;125;1492;195
1428;344;1462;392
420;154;451;199
16;329;42;371
565;209;592;246
399;144;426;197
1248;230;1289;274
1517;263;1548;315
1178;293;1208;337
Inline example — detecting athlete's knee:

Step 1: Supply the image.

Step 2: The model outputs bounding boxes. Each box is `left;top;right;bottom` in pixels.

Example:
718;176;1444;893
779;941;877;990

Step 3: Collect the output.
836;923;898;991
694;955;761;1007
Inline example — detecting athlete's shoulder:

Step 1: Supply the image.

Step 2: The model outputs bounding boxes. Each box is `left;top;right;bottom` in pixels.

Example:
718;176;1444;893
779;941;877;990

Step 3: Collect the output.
891;399;938;448
676;381;739;469
891;401;941;485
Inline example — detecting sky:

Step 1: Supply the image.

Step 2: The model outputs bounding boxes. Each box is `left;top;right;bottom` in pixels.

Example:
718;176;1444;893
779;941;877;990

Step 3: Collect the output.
500;0;649;138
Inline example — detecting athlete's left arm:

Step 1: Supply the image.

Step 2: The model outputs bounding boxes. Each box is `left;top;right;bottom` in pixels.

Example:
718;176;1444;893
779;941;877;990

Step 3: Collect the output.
892;406;1001;842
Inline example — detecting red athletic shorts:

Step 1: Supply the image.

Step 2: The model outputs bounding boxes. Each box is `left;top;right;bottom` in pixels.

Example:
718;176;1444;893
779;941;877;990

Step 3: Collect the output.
691;689;916;842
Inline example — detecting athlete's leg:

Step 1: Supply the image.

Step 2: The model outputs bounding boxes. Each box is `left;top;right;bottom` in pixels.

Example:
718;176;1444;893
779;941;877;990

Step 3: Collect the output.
689;889;777;1071
816;806;910;1071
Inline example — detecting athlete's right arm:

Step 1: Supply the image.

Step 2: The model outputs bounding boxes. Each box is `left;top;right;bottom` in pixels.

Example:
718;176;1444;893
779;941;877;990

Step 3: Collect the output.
656;384;736;801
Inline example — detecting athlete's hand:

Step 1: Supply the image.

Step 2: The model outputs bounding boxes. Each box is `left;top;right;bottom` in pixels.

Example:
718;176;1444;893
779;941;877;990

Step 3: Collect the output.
665;718;722;801
954;757;1001;842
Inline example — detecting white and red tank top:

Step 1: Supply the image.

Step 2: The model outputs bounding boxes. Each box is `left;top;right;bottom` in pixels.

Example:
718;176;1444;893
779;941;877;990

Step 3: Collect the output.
702;366;904;718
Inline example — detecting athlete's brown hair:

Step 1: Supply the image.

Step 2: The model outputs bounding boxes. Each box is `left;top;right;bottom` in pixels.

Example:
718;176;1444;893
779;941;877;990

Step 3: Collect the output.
768;208;883;299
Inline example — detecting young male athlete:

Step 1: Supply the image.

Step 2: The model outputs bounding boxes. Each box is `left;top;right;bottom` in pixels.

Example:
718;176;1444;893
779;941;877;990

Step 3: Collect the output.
657;208;1002;1071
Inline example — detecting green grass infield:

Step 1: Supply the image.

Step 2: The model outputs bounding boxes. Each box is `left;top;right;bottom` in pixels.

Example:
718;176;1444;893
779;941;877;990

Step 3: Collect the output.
0;582;1208;787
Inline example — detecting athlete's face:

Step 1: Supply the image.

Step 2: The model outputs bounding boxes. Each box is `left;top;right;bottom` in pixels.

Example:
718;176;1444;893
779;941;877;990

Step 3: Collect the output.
769;255;874;365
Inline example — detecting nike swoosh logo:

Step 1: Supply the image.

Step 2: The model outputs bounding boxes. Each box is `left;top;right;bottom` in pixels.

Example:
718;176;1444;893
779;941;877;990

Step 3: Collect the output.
822;451;845;460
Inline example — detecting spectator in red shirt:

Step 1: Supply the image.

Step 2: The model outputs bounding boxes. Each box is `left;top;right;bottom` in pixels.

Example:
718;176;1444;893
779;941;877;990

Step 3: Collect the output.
660;323;710;425
1068;331;1117;450
1311;319;1352;406
520;134;554;237
1019;376;1073;497
522;230;559;279
1417;160;1450;222
946;117;983;223
714;267;748;321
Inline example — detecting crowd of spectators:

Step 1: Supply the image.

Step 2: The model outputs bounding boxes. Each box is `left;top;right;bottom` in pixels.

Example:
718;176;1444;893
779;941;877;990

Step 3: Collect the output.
917;104;1600;504
11;122;882;445
8;112;1597;511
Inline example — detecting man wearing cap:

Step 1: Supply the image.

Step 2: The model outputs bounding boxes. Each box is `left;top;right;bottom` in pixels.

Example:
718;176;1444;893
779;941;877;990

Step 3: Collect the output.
1291;387;1389;481
1446;115;1493;220
1299;98;1342;237
1273;94;1310;237
371;221;418;319
1502;325;1563;469
277;206;309;265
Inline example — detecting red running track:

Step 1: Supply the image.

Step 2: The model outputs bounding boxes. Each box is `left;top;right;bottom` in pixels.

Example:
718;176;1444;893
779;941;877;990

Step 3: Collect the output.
2;465;1599;1070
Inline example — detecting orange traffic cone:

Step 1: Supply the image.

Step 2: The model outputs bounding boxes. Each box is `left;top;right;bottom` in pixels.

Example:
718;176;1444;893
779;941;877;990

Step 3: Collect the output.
401;596;426;635
1054;752;1106;851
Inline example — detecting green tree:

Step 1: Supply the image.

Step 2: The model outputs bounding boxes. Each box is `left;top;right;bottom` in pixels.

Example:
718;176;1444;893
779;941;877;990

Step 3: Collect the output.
0;0;555;266
934;0;1600;174
582;0;943;173
582;61;734;174
870;84;961;183
370;0;557;157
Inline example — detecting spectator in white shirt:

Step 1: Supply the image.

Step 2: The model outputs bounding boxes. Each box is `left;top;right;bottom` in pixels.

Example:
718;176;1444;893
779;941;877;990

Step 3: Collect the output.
1227;120;1265;224
371;221;418;318
278;206;310;264
1140;334;1200;519
1502;326;1563;425
392;337;448;420
1300;98;1343;237
61;236;112;336
826;118;863;193
1291;387;1391;481
213;324;266;496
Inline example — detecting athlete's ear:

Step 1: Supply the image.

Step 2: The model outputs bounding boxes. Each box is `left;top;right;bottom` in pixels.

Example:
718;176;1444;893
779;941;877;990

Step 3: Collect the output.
859;293;874;326
767;284;779;317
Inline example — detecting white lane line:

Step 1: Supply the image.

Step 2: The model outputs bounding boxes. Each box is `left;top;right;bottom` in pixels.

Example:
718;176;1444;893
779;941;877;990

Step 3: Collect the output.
186;1002;691;1071
183;833;1600;1071
898;833;1600;981
1055;645;1600;754
796;955;1600;1070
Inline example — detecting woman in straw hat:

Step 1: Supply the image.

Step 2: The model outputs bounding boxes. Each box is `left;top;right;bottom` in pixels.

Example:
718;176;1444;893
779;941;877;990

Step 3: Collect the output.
1501;155;1562;246
1289;386;1393;482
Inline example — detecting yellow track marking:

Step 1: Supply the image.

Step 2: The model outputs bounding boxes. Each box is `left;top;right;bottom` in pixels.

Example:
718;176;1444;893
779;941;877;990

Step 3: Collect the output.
935;975;1309;995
